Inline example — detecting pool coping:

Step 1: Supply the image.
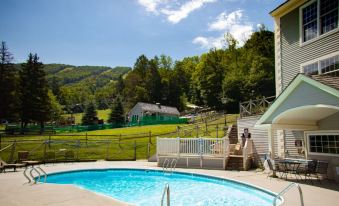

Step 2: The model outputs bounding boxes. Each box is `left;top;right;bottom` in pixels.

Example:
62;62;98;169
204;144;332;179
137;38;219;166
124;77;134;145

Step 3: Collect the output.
42;167;284;205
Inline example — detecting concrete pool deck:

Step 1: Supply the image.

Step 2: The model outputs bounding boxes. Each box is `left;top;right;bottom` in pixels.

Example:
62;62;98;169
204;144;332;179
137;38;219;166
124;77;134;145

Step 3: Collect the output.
0;160;338;206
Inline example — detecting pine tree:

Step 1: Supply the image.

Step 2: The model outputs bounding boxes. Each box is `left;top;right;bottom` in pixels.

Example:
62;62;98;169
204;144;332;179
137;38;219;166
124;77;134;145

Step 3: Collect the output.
115;75;124;94
20;53;51;130
108;97;124;127
0;41;19;122
82;102;98;125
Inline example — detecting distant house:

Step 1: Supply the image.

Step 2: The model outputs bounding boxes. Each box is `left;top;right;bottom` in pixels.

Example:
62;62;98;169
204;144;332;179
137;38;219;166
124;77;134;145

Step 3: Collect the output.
127;102;180;123
237;0;339;181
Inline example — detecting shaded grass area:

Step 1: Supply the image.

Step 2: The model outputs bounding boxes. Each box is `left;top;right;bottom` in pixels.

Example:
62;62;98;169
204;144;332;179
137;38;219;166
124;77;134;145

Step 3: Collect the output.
0;114;238;162
62;109;111;124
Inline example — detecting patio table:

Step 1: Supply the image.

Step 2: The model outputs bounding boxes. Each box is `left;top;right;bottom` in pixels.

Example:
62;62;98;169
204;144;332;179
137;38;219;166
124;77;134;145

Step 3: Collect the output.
278;159;311;180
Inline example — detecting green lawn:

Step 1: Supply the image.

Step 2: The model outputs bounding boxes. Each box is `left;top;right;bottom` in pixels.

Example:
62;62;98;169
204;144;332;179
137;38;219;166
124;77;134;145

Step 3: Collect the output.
62;109;111;124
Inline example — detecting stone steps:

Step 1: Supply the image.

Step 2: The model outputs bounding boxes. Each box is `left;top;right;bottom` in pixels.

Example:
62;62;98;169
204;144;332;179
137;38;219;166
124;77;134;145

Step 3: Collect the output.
226;156;244;170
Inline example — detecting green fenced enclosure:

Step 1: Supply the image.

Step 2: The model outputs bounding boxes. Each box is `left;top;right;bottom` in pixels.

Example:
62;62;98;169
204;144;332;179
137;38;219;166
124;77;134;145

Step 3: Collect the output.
128;115;188;126
0;122;232;163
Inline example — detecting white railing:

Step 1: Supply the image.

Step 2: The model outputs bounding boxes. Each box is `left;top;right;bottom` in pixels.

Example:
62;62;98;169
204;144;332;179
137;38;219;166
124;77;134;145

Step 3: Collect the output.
157;137;229;158
243;139;253;170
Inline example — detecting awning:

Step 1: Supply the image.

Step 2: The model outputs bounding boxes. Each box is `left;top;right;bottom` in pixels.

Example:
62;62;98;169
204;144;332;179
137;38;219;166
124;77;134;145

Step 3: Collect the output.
256;74;339;130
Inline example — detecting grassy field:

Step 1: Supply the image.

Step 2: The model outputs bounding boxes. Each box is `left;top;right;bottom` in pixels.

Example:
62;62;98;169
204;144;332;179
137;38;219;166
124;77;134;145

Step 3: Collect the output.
0;114;239;162
62;109;111;124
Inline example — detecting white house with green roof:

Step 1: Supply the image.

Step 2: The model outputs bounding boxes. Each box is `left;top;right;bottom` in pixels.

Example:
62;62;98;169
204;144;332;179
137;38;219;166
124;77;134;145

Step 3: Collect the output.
237;0;339;181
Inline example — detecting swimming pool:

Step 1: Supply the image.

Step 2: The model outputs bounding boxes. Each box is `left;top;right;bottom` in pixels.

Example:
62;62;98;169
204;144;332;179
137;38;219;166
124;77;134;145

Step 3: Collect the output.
44;169;280;206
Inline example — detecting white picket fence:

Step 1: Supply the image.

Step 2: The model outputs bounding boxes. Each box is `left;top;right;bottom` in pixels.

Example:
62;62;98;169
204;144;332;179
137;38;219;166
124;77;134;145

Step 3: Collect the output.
156;137;229;158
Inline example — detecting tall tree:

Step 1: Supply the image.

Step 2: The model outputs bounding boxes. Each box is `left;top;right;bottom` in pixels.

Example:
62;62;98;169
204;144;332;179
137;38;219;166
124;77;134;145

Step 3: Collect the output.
115;74;124;94
197;49;226;109
108;97;124;127
48;90;63;122
20;53;51;130
0;41;19;122
145;59;162;103
133;55;149;78
81;102;97;125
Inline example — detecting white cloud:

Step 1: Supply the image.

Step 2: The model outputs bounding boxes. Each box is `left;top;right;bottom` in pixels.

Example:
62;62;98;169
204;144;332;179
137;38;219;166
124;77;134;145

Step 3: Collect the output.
137;0;216;24
208;10;243;31
161;0;217;24
193;10;253;49
193;36;224;49
137;0;167;14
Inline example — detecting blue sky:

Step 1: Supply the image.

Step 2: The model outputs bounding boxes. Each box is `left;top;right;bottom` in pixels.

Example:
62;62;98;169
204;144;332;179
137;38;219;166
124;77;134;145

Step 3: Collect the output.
1;0;285;67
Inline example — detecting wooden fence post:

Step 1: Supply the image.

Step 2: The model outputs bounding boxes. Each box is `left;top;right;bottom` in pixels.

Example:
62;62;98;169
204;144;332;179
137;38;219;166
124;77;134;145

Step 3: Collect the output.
133;141;137;160
119;134;122;148
146;143;150;160
216;124;219;138
86;133;88;147
196;125;199;138
43;140;47;163
48;135;51;149
106;140;110;160
9;140;16;163
149;131;152;145
76;139;80;160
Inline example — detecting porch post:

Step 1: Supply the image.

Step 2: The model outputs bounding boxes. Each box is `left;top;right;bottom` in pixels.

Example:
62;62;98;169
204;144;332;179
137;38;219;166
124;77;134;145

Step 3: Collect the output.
277;130;285;158
268;125;276;176
268;125;275;160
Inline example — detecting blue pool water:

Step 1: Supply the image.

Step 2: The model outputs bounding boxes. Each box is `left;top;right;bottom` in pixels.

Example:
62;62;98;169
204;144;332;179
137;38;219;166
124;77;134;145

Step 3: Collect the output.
44;169;279;206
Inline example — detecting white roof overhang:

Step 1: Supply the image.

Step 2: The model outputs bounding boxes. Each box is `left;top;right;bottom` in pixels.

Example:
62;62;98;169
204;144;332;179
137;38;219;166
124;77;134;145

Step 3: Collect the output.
256;75;339;130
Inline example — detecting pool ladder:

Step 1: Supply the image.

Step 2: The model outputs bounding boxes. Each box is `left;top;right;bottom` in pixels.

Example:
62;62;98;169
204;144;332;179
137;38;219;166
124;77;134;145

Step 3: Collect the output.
23;166;47;185
162;158;178;173
273;182;304;206
161;183;170;206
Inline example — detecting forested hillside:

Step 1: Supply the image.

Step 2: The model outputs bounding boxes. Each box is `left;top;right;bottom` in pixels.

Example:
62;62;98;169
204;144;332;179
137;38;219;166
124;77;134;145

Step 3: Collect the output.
120;29;275;113
42;64;131;111
1;28;275;127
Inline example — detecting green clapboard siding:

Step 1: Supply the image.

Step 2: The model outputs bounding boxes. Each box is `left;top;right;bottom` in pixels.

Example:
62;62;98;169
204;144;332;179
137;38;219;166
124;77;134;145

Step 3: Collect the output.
280;5;339;90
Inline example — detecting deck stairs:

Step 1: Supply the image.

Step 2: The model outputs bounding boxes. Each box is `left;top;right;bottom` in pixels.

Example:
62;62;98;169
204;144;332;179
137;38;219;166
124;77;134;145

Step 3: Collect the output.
225;125;253;171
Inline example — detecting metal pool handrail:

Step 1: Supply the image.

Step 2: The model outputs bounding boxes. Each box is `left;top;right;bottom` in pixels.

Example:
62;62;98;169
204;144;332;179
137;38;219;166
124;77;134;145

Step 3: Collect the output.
273;182;304;206
24;166;47;184
170;159;177;173
162;158;170;173
161;183;170;206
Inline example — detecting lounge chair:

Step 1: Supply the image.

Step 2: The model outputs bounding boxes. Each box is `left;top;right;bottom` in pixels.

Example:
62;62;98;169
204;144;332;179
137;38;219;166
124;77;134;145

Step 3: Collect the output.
44;151;56;164
65;150;75;162
0;158;25;172
18;151;29;162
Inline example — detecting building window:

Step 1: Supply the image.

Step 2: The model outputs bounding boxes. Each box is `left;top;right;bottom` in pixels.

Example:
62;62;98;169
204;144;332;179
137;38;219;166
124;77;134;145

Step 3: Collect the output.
302;52;339;76
301;0;338;42
309;134;339;155
302;1;318;42
320;0;339;34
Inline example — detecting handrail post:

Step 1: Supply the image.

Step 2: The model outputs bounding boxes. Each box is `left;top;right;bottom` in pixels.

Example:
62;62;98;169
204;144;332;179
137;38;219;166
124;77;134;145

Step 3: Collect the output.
273;183;304;206
161;183;170;206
